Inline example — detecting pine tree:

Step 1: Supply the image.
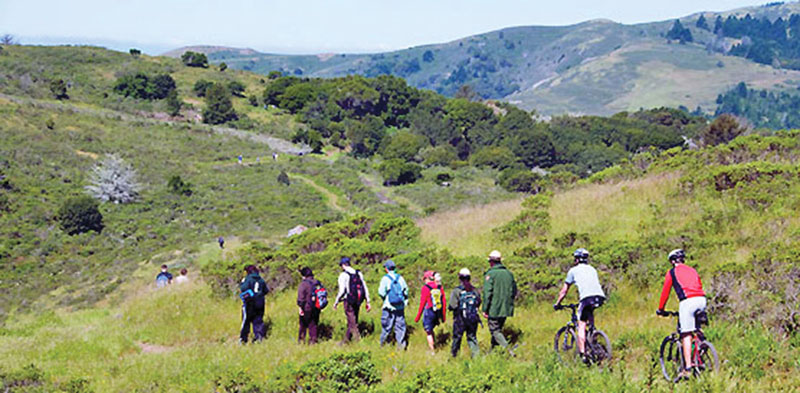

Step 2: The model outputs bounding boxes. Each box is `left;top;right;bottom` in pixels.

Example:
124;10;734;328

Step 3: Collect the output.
202;84;238;125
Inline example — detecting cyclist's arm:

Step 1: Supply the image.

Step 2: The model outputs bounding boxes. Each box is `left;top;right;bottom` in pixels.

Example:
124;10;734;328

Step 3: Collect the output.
657;271;673;311
555;282;570;305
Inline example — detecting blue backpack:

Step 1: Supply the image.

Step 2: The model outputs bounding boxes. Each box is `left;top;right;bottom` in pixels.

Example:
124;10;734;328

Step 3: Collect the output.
155;272;171;288
386;274;405;305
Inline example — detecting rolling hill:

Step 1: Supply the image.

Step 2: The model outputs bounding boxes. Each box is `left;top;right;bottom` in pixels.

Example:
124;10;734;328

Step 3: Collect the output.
165;1;800;116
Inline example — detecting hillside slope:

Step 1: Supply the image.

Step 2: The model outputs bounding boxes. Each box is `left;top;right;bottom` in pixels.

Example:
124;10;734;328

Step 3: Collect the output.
169;2;800;115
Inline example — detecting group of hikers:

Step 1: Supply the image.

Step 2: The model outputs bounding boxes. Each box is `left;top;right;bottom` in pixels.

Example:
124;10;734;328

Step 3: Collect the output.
230;246;707;376
154;264;189;288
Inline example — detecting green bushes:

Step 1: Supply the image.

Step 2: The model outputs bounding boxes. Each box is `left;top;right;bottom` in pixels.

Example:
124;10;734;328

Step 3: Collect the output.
167;175;192;196
378;159;422;186
202;83;238;125
273;352;380;393
113;73;176;100
57;196;103;235
181;51;208;68
49;79;68;100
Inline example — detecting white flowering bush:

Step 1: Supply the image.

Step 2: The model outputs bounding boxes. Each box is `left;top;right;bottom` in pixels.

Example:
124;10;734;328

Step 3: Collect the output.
85;154;141;204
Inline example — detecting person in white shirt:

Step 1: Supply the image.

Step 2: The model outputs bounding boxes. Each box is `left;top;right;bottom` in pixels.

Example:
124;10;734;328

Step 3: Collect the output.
333;257;371;343
175;268;189;284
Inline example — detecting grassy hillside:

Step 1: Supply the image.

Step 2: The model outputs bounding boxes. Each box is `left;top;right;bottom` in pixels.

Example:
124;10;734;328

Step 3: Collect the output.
168;2;800;116
2;131;800;391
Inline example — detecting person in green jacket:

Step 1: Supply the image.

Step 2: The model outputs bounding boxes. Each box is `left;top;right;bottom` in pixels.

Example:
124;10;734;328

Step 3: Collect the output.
482;250;517;354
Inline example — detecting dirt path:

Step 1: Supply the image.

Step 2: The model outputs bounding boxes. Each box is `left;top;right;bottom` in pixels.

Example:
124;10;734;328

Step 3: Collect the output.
290;174;347;212
358;174;423;213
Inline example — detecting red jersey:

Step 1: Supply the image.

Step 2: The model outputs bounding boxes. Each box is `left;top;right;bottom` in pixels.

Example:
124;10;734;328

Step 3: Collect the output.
658;263;705;310
414;282;447;323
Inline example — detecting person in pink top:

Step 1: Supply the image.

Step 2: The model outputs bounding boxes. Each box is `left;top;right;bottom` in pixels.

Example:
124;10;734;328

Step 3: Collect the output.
414;270;447;353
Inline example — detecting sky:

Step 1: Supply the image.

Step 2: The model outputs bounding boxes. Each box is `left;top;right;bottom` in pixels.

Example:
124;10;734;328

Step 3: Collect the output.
0;0;771;55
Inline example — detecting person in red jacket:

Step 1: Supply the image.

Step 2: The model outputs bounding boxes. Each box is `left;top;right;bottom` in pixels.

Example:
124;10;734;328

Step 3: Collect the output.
414;270;447;353
656;249;707;379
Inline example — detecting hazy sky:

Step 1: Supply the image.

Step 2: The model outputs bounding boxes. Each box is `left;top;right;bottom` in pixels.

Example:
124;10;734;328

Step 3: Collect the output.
0;0;768;54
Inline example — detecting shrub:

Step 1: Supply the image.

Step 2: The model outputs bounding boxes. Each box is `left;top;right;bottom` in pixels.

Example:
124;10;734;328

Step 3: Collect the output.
181;51;208;68
165;90;182;116
85;154;140;204
49;79;68;100
378;159;422;186
419;145;457;167
702;114;745;146
279;352;380;393
214;370;264;393
227;80;246;97
113;73;176;100
219;62;227;72
129;48;141;58
58;196;103;235
167;175;192;196
498;168;546;193
277;171;290;185
193;79;213;97
202;83;238;125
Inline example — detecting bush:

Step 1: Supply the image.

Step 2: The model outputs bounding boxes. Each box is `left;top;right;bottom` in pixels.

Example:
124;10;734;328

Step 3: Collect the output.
165;90;182;116
227;80;246;97
58;196;103;235
49;79;68;100
167;175;192;196
129;48;141;58
276;352;380;393
378;159;422;186
85;154;140;204
202;84;238;125
113;73;176;100
219;62;227;72
419;145;457;167
277;171;290;186
702;114;746;146
498;168;546;193
181;51;208;67
193;80;213;97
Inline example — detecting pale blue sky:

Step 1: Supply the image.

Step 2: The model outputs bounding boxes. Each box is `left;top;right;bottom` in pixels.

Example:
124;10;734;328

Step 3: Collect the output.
0;0;768;54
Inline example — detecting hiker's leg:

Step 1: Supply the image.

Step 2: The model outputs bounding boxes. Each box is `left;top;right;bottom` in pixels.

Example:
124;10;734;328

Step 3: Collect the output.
298;314;308;344
395;310;407;349
489;317;508;349
252;305;265;341
451;319;464;357
239;304;251;343
308;310;319;345
426;331;435;351
466;322;479;358
352;305;361;342
379;308;392;346
343;303;356;342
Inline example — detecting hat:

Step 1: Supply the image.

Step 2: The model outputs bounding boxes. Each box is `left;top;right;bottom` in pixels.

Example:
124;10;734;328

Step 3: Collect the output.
384;260;396;270
423;270;435;280
458;268;471;277
434;272;442;282
488;250;502;261
339;257;351;266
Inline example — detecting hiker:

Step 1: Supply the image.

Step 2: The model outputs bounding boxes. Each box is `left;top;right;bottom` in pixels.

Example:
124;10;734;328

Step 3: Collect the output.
238;155;243;165
450;268;481;358
297;267;326;344
377;260;408;348
333;257;371;343
414;270;446;353
175;268;189;284
155;264;173;288
218;236;225;249
482;250;517;354
239;265;269;344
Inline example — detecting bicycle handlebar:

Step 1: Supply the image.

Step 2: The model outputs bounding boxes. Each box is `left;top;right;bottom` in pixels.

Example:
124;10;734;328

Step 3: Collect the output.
555;303;578;311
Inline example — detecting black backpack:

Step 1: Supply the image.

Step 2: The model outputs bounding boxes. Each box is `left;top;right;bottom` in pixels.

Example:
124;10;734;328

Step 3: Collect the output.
459;287;480;324
346;270;365;306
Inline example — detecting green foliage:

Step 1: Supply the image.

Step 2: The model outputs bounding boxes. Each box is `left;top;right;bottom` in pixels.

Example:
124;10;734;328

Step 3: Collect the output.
701;114;745;146
181;51;208;68
469;146;517;170
213;370;264;393
202;83;238;125
715;81;800;129
498;168;546;193
227;80;246;97
165;90;182;116
49;79;68;100
193;79;213;97
274;352;380;393
382;130;426;162
277;171;290;186
378;159;422;186
58;196;103;235
494;194;551;241
719;13;800;68
219;62;227;72
167;175;192;196
128;48;141;58
291;128;323;153
419;145;457;167
113;73;176;100
666;19;693;43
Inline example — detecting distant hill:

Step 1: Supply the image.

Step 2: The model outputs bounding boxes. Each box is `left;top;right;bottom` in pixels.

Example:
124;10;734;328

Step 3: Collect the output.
166;1;800;116
162;45;259;58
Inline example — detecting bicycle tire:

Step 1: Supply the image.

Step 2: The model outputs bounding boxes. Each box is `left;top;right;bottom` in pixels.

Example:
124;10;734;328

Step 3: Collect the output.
589;329;612;365
554;326;577;363
695;340;719;374
659;335;682;382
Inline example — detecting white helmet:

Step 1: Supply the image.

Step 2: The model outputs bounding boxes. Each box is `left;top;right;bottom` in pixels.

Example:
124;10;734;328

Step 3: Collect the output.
458;268;471;277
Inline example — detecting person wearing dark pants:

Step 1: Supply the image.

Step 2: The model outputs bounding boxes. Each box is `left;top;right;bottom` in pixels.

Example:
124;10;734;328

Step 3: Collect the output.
297;267;321;344
450;268;481;358
482;250;517;355
333;257;371;344
239;265;268;343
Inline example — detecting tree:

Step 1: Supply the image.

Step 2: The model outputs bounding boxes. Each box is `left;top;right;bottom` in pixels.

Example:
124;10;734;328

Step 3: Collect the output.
193;79;213;97
498;168;545;193
262;76;300;106
85;154;140;204
469;146;518;170
419;145;458;167
702;114;746;146
1;34;16;45
345;116;386;158
113;73;175;100
696;15;710;31
422;50;435;63
58;196;103;235
382;130;427;162
150;74;177;99
508;127;556;168
378;159;422;186
202;83;238;125
666;19;694;43
49;79;68;100
165;90;182;116
454;85;479;101
219;62;228;72
129;48;141;58
167;175;192;196
268;70;283;80
227;80;246;97
181;51;208;68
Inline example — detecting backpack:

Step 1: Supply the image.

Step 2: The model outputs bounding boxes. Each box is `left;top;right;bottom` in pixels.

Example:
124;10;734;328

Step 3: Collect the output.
426;284;444;313
386;274;405;306
155;272;170;288
346;270;365;306
312;280;328;310
458;287;480;324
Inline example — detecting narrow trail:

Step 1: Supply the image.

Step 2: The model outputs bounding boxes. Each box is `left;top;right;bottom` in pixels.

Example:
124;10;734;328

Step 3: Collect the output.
290;173;347;213
358;174;423;213
0;93;311;155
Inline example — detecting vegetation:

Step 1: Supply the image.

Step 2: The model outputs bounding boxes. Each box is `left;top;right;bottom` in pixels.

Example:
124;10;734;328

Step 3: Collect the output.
49;79;68;100
202;83;238;125
85;154;141;204
714;13;800;69
181;50;209;68
113;72;176;100
665;19;693;43
57;196;104;235
715;81;800;129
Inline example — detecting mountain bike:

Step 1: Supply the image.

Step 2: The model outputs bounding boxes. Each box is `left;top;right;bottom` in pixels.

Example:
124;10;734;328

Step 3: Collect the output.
554;303;612;366
657;310;719;382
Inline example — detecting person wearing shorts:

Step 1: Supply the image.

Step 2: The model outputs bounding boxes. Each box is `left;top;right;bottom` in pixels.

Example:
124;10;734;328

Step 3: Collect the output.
554;248;606;362
657;249;707;379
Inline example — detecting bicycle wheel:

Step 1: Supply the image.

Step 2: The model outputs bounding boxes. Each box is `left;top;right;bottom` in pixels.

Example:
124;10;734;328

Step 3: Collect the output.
659;335;683;382
554;326;577;363
695;340;719;374
588;329;612;365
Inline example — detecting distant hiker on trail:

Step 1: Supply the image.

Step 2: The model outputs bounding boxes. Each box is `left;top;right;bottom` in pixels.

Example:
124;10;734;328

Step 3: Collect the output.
239;265;269;344
155;265;173;288
333;257;371;344
450;268;481;358
483;250;518;355
272;152;278;161
238;155;243;165
175;268;189;284
297;267;326;345
218;236;224;249
377;260;408;349
415;270;446;353
554;248;606;364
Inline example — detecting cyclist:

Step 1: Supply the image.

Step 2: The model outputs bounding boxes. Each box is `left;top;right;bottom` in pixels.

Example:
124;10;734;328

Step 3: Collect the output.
554;248;606;363
656;249;707;379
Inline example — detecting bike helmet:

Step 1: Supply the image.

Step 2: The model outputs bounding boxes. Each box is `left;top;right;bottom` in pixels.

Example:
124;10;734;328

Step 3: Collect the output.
668;249;685;263
573;248;589;262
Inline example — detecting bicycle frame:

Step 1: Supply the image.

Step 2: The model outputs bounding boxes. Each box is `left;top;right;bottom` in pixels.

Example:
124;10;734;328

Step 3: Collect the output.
662;311;708;370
